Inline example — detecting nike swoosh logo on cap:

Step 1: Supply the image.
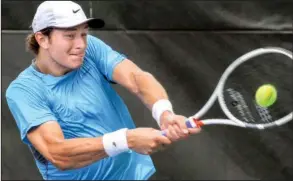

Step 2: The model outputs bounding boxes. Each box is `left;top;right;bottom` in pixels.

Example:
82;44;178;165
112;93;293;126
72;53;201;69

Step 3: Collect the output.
72;9;80;13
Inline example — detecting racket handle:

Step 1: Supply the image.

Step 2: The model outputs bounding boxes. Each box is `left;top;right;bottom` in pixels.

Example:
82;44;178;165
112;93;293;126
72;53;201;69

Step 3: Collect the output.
185;119;195;128
161;118;201;136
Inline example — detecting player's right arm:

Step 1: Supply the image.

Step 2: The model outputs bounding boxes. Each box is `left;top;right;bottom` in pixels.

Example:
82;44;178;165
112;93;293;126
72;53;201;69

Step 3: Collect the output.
5;81;171;171
27;120;107;170
26;121;169;170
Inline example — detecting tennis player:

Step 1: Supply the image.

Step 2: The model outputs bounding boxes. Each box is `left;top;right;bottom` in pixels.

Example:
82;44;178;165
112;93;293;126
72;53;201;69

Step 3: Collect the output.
5;1;201;180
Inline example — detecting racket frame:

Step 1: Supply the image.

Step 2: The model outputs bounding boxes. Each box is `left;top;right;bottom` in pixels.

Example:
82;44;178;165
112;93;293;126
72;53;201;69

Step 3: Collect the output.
187;47;293;129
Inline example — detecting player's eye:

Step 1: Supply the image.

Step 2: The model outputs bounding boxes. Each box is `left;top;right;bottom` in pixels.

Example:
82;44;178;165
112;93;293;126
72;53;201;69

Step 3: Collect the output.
65;34;75;39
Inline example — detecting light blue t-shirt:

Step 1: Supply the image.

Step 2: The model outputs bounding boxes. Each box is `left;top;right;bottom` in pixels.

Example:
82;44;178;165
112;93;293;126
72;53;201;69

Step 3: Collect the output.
6;35;156;180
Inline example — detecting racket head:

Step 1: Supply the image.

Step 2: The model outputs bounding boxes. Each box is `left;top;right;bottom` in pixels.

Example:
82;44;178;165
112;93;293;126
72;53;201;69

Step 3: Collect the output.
217;47;292;129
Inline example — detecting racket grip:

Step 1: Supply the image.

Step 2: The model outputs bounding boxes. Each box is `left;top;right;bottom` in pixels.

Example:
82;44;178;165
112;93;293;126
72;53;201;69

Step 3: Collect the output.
161;118;197;136
185;119;194;128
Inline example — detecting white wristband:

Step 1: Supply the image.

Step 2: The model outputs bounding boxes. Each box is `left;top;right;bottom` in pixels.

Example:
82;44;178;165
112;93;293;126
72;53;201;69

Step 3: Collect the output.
102;128;130;157
152;99;174;126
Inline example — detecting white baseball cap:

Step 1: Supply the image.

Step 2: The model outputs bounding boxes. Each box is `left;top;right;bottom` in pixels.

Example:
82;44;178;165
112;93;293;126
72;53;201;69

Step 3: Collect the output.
31;1;105;33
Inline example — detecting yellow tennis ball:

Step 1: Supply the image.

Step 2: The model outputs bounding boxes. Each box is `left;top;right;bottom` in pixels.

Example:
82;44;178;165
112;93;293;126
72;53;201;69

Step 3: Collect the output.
255;84;277;108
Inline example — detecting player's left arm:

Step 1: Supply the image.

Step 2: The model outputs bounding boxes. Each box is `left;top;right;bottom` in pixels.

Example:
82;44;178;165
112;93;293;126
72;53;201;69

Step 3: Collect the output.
113;59;166;111
112;59;200;140
86;35;200;139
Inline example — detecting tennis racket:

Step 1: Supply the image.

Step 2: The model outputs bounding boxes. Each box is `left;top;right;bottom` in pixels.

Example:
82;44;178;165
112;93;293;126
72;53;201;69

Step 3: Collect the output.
162;47;292;135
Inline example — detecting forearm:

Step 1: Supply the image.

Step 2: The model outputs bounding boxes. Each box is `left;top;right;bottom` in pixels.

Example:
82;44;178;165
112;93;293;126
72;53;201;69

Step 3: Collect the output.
48;137;107;170
111;59;173;125
132;71;169;110
131;71;175;126
48;129;129;170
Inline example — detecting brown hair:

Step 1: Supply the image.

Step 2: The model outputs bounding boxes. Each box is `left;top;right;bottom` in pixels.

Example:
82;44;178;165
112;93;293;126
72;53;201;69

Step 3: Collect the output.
26;28;54;55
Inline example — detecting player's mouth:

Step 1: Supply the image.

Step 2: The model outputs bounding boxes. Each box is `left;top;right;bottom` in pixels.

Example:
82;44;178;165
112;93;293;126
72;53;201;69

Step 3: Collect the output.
70;53;85;58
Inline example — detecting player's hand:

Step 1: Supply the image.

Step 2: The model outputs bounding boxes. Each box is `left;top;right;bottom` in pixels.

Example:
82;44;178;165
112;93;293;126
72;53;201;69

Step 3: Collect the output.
126;128;172;155
160;111;201;141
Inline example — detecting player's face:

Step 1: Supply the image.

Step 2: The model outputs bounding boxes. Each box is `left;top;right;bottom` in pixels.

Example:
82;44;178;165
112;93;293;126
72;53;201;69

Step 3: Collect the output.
47;23;89;70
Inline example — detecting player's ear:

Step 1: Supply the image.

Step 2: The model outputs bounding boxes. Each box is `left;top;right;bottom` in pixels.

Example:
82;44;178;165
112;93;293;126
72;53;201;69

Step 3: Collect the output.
35;31;50;50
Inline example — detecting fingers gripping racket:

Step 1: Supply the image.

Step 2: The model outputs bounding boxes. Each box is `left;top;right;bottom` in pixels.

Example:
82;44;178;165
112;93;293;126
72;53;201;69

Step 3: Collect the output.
162;47;292;135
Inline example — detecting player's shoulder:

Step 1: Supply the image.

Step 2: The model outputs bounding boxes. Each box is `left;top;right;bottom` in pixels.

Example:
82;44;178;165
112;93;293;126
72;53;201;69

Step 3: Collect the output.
87;34;103;44
85;34;107;61
86;34;109;51
6;66;46;99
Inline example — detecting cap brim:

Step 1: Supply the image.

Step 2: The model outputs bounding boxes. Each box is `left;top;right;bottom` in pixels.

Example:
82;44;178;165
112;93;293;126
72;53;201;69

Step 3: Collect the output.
32;18;105;32
87;18;105;29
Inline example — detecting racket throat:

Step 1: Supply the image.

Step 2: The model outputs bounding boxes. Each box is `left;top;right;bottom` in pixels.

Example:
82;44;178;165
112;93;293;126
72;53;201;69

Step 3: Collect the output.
187;118;204;128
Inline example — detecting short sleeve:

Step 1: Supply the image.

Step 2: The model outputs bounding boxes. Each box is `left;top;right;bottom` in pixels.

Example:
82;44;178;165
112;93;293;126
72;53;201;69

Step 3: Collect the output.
6;82;57;145
86;35;127;82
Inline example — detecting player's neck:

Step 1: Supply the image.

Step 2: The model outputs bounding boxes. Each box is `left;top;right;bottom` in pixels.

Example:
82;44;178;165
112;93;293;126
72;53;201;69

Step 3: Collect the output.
35;52;71;77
